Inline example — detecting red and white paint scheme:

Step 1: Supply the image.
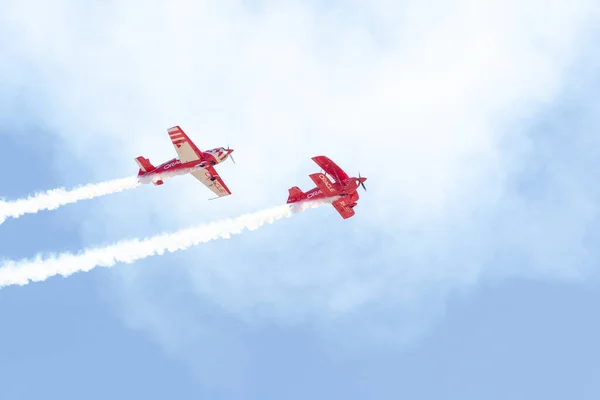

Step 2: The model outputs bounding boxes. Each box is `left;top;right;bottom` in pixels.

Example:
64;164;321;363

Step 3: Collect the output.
287;155;367;219
135;125;234;198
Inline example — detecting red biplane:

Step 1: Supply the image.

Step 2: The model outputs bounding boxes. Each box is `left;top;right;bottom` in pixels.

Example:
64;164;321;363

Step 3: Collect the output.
135;125;234;198
286;155;367;219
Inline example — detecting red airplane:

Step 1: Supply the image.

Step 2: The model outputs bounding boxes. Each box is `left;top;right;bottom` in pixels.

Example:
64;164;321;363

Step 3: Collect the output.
135;125;235;198
286;155;367;219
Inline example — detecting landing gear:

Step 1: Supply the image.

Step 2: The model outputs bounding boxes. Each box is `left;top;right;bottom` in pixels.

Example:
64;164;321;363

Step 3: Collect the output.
210;176;217;181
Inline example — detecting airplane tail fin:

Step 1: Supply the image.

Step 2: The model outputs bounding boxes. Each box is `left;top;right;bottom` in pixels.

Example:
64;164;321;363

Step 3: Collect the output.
287;186;307;203
135;156;155;176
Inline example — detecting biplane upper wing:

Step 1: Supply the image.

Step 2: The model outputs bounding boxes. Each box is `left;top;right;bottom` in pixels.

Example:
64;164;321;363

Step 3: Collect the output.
332;197;356;219
167;125;204;163
190;165;232;197
311;156;349;182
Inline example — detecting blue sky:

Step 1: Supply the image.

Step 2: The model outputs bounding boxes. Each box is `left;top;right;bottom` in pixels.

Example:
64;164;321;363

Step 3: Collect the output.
1;1;600;399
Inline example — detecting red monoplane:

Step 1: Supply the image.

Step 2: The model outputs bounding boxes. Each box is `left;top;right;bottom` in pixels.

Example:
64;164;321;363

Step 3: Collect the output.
135;125;234;198
286;155;367;219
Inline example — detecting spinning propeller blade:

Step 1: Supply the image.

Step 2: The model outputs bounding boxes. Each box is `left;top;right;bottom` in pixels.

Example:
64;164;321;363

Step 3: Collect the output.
358;172;366;191
226;143;235;164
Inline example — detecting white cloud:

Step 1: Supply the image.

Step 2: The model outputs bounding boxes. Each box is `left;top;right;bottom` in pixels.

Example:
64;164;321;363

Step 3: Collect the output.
1;0;600;380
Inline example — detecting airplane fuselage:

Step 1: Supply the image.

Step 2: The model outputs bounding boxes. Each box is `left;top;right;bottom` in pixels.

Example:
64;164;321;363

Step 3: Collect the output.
138;147;233;185
289;182;360;207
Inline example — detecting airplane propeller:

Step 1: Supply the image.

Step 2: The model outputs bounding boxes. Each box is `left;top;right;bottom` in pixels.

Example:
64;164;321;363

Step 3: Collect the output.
226;143;235;164
357;172;367;191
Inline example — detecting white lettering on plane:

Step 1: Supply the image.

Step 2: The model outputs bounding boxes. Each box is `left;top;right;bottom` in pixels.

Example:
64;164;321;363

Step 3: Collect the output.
162;161;179;170
318;174;336;193
307;189;322;199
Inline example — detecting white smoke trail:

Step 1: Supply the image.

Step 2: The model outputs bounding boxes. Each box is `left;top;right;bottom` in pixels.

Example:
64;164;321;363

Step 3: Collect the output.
0;177;141;225
0;199;332;288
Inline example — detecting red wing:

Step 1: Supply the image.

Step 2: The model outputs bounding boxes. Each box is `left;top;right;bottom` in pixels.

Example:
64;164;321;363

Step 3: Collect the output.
309;173;339;196
311;156;349;182
332;197;355;219
190;165;232;197
167;125;204;163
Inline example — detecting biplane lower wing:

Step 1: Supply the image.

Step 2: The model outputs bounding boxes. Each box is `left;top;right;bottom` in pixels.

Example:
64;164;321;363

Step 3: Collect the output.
190;165;232;197
332;197;355;219
309;173;339;196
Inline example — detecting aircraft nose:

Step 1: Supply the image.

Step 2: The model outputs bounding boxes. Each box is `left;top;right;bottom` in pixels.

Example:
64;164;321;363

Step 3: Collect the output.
359;177;367;182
